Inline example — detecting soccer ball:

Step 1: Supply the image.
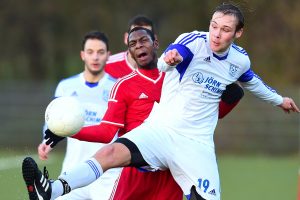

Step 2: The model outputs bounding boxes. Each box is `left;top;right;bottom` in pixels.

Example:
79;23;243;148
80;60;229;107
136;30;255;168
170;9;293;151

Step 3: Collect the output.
45;96;85;137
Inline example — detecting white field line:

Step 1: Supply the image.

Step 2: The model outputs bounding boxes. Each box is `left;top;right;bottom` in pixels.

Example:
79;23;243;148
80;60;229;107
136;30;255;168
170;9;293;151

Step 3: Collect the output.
0;155;55;171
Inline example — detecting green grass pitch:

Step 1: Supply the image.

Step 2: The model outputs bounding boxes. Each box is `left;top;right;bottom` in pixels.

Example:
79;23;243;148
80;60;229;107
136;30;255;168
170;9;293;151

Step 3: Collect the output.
0;150;298;200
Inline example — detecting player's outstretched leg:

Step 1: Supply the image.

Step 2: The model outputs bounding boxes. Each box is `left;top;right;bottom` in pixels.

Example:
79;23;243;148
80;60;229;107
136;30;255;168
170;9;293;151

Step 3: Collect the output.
22;157;52;200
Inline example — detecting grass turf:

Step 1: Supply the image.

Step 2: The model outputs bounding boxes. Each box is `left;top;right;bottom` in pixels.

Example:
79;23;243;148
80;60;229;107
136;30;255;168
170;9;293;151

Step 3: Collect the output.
0;150;298;200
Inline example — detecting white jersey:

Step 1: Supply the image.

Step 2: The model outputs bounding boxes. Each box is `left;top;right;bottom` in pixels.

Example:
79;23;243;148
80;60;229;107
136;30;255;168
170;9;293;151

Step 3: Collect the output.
52;72;120;200
54;72;116;170
122;31;284;199
152;31;283;148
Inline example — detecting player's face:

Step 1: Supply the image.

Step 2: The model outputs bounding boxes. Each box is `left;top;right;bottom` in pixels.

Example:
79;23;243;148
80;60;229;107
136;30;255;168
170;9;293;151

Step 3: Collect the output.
209;12;243;53
80;39;110;75
128;30;158;69
124;25;153;45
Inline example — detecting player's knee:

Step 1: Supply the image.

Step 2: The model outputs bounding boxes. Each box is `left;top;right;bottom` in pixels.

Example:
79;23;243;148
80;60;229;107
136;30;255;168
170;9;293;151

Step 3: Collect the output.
114;138;148;167
221;83;244;104
186;186;206;200
94;144;119;167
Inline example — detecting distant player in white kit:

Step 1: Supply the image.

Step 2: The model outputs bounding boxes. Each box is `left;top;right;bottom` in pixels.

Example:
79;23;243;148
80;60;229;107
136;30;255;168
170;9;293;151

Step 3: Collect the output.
23;3;299;200
37;31;120;200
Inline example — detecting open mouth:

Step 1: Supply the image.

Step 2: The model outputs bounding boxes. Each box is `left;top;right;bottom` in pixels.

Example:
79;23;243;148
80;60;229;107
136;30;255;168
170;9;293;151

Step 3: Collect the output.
137;52;147;59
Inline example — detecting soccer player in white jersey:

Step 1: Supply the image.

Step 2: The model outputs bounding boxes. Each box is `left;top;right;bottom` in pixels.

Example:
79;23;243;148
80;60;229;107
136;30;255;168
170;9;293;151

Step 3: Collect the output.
36;31;120;200
22;3;299;200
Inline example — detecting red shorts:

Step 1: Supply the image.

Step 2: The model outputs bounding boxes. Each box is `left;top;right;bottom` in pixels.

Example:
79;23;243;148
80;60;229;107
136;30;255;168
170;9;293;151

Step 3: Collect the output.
110;167;182;200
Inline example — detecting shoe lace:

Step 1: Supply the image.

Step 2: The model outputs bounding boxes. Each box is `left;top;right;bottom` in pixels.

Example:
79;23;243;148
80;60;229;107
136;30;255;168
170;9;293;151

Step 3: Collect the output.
43;166;49;179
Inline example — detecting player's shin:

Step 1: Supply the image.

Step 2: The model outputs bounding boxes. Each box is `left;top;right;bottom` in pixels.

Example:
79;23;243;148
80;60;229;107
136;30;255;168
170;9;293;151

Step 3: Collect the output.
51;158;103;199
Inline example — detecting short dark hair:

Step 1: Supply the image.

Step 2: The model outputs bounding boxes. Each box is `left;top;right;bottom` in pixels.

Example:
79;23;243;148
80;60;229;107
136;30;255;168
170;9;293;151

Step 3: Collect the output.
81;31;109;50
127;27;156;44
127;15;155;34
214;2;244;31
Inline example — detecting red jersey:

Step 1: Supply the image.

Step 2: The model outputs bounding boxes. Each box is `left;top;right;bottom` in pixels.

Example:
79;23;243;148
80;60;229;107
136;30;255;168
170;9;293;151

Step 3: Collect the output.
104;52;182;200
102;69;164;137
105;51;135;79
104;68;182;200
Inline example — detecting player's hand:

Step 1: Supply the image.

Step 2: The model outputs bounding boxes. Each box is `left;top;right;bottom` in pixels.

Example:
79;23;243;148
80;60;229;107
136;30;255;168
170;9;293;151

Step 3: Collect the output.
38;143;53;160
44;129;65;148
278;97;300;113
163;49;183;66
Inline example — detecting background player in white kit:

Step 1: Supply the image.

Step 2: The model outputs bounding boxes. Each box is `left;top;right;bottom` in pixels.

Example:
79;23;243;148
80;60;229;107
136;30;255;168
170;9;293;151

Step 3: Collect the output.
23;3;299;200
37;31;120;200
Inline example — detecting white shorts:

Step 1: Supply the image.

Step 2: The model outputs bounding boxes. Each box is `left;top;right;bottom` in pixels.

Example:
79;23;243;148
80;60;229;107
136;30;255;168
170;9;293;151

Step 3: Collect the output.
55;168;121;200
122;122;221;200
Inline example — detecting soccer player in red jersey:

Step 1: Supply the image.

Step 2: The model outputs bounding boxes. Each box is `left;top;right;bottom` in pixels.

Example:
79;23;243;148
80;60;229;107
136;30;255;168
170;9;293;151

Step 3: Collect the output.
104;15;155;79
72;67;183;200
44;26;183;200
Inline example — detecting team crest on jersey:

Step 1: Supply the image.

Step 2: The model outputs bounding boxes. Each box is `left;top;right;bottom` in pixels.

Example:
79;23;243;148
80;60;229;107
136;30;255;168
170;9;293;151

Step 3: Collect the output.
192;72;204;84
229;64;239;77
102;90;110;102
71;91;78;96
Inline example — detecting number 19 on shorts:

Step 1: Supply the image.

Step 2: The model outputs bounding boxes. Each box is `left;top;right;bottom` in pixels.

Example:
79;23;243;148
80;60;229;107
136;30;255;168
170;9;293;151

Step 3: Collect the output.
198;178;210;193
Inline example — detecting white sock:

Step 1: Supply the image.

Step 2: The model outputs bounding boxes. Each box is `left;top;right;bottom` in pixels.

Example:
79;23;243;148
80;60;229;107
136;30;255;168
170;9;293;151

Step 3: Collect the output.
50;180;64;200
51;158;103;199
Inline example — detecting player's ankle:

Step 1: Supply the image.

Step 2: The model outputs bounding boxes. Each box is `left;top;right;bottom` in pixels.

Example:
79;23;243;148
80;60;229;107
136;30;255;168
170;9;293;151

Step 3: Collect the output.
51;179;70;199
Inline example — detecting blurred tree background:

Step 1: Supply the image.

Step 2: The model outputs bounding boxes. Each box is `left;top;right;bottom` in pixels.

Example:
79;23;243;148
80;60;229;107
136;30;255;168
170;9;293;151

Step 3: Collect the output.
0;0;299;154
0;0;300;84
0;2;299;199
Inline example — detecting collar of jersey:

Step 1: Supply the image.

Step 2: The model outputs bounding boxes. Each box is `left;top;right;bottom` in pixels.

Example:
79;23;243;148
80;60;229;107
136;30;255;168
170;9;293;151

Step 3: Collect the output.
136;68;162;83
212;46;230;60
85;81;99;88
213;52;228;60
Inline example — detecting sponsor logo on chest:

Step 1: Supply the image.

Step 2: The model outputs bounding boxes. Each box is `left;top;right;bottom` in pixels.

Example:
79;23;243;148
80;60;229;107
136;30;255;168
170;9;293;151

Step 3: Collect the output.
192;72;223;94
